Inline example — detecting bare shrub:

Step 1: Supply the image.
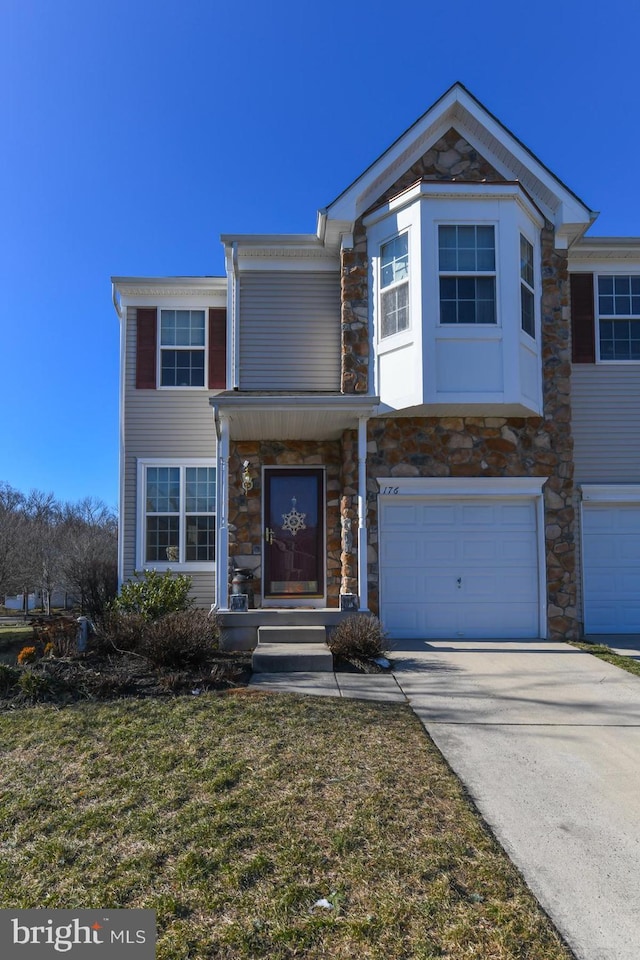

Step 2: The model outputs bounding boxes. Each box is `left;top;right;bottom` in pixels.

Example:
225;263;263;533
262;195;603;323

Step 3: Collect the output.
328;615;388;662
137;609;220;669
93;609;147;654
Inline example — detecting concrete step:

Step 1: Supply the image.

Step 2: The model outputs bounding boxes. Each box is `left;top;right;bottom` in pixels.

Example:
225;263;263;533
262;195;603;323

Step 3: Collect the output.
252;642;334;673
257;625;327;645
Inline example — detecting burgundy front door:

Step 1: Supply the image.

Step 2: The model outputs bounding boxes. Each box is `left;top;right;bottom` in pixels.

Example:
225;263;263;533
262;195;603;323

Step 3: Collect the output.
264;468;324;599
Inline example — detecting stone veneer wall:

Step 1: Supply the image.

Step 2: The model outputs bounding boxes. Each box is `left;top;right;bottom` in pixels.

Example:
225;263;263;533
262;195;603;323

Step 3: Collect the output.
338;129;579;640
228;440;343;606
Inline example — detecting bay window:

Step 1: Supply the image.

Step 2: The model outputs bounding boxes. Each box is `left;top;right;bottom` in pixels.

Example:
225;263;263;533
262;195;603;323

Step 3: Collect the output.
439;225;496;324
520;235;535;338
380;233;409;337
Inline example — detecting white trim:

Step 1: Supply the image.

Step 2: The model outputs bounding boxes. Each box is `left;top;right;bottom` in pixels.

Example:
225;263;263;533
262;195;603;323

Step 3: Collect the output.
261;466;327;608
357;417;369;611
117;309;127;590
216;418;230;609
136;458;217;573
376;475;548;639
375;476;546;497
580;484;640;503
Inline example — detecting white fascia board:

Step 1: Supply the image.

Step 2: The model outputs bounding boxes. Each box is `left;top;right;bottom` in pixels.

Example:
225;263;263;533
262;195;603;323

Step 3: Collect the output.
211;395;379;414
324;83;593;235
569;238;640;270
376;476;547;497
221;234;339;272
581;484;640;503
113;276;227;310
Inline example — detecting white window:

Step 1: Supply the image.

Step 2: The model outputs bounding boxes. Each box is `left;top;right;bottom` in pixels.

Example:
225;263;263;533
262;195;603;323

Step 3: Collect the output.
598;276;640;361
520;234;535;339
160;309;206;386
439;225;496;324
380;233;409;337
142;463;216;565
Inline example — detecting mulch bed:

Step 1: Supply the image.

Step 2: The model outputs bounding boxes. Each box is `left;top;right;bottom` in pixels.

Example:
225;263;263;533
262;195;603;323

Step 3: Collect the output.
0;649;252;706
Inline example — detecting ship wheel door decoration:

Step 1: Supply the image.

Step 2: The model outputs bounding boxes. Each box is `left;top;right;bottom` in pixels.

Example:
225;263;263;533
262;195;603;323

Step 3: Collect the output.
264;469;324;599
281;496;307;537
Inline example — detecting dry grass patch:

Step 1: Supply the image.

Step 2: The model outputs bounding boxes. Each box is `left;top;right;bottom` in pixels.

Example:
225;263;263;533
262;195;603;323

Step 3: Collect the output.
569;641;640;679
0;694;573;959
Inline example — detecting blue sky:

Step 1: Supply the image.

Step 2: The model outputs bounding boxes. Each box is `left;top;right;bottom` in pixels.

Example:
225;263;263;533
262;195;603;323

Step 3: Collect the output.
2;0;639;510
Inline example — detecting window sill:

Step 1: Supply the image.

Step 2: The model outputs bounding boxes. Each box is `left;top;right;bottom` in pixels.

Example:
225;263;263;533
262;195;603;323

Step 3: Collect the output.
138;561;216;572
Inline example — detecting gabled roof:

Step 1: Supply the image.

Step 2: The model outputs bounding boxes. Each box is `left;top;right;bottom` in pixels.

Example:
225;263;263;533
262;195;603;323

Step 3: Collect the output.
320;83;596;249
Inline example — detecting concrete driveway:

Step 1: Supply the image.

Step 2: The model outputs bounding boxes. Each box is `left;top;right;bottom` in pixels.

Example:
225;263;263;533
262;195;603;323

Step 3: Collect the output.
392;639;640;960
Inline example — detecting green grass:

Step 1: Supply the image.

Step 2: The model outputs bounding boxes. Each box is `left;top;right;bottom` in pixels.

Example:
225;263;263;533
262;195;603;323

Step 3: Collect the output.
0;693;573;959
569;641;640;678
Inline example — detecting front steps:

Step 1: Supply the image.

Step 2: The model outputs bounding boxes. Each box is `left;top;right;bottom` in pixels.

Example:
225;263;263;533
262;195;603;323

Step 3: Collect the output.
252;625;333;673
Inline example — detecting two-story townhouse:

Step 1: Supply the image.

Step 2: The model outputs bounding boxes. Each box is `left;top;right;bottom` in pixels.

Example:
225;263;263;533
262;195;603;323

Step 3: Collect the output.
113;83;640;646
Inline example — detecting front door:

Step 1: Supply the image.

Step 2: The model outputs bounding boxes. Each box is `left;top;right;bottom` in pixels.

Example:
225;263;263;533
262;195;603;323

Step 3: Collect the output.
264;468;324;600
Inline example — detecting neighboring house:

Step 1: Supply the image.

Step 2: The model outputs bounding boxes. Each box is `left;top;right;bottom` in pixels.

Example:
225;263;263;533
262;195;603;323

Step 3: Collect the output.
3;588;73;612
112;82;640;644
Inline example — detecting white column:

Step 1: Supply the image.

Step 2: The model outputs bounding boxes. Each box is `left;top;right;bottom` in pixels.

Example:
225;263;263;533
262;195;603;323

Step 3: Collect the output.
216;415;231;610
357;416;369;611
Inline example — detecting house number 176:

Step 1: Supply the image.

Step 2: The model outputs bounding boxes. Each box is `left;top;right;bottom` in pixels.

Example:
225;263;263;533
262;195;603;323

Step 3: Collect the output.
381;486;399;495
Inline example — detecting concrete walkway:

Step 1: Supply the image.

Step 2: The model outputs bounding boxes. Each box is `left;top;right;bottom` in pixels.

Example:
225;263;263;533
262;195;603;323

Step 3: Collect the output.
250;640;640;960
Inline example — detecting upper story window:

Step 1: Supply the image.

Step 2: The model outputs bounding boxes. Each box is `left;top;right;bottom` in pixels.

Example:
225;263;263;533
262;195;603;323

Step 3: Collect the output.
520;235;535;339
598;276;640;360
380;233;409;337
144;463;216;565
160;309;206;386
438;225;496;324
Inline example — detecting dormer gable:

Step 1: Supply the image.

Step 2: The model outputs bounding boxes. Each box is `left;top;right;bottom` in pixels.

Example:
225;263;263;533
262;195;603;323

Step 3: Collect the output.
320;82;595;250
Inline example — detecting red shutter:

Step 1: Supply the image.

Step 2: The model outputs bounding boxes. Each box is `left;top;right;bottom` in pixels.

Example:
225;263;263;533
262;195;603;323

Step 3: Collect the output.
208;308;227;389
135;308;157;388
570;273;596;364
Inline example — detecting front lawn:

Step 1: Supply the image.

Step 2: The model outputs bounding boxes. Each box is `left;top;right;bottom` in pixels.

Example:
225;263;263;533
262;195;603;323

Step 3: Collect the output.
0;694;573;959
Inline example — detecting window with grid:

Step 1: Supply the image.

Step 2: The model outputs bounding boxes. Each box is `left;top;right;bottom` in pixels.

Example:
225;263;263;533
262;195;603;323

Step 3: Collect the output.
380;233;409;338
598;276;640;360
439;225;496;324
520;235;535;338
160;310;206;386
145;465;216;563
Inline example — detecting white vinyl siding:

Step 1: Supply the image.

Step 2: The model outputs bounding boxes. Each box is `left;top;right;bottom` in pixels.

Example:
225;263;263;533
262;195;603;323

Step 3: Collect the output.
238;272;340;390
572;365;640;481
122;307;217;606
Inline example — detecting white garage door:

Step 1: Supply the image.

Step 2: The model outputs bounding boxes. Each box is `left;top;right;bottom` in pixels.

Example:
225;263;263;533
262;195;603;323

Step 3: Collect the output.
582;503;640;634
379;498;540;639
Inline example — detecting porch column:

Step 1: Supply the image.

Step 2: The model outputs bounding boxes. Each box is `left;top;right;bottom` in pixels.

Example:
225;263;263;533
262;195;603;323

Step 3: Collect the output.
357;416;369;611
217;414;231;610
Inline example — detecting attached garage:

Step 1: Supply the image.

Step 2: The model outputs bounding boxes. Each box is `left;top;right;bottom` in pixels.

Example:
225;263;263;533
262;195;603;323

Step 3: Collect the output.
378;478;546;639
581;486;640;634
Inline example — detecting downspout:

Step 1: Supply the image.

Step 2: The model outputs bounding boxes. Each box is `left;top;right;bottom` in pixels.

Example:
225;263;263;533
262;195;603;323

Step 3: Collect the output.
357;416;369;611
230;242;240;389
